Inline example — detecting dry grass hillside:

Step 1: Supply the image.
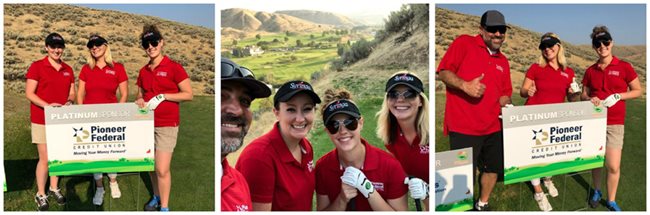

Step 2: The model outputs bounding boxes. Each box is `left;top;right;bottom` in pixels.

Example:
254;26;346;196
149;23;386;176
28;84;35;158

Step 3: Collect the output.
4;4;215;95
221;8;335;36
275;10;359;27
435;7;646;92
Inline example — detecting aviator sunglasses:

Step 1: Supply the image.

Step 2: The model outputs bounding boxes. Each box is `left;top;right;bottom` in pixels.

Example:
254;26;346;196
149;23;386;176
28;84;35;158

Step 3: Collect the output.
326;118;359;134
141;40;160;49
592;39;611;48
387;89;417;100
221;61;255;79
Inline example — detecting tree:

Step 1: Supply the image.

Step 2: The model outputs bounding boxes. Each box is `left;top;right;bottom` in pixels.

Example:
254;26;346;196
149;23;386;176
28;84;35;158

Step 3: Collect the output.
284;37;289;42
255;34;261;40
296;39;303;47
231;39;238;46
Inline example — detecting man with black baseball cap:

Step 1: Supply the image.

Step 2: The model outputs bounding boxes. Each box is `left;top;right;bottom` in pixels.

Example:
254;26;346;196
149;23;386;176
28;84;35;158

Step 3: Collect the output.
221;57;271;211
437;9;513;211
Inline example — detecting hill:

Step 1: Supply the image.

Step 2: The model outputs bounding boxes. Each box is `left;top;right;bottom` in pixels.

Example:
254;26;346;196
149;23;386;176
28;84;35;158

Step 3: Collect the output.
434;7;646;93
4;4;215;95
275;10;359;27
221;8;335;35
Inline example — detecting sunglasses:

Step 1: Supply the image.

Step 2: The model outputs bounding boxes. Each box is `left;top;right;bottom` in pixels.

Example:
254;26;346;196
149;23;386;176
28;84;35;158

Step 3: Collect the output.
592;40;611;48
538;43;558;50
485;26;507;34
221;62;255;79
87;41;105;49
48;44;65;49
387;89;417;100
326;118;359;134
141;40;160;49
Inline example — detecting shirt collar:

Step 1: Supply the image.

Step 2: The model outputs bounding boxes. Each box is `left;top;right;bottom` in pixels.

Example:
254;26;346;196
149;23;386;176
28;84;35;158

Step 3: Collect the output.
336;138;378;171
269;122;311;164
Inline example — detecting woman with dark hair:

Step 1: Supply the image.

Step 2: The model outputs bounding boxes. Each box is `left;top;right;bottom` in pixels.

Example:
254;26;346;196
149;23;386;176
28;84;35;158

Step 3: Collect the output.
26;32;75;211
135;24;193;212
77;34;128;206
582;25;642;211
315;89;408;211
236;80;320;211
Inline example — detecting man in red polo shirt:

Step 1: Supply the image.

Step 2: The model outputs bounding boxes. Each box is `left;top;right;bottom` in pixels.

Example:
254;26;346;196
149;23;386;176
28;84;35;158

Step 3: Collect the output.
220;57;271;211
436;10;513;211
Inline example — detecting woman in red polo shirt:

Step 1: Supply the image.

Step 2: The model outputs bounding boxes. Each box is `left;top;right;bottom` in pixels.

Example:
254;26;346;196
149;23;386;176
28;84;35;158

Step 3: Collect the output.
76;35;128;206
316;89;408;211
135;24;193;212
520;32;580;211
376;72;429;210
582;26;642;211
26;32;75;211
235;80;320;211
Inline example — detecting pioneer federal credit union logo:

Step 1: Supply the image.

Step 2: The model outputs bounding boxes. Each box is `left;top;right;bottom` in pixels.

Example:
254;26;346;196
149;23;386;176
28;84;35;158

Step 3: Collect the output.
72;126;127;150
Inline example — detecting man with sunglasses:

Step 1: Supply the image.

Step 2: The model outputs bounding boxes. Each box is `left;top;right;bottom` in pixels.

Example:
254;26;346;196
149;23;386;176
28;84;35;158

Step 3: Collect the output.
436;10;513;211
221;57;271;211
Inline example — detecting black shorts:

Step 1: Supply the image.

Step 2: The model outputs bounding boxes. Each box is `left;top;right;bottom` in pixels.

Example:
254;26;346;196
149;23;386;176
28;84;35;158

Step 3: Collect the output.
449;131;504;179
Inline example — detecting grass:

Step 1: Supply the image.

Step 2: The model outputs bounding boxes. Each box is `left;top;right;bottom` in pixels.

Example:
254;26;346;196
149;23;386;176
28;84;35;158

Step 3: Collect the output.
435;92;646;211
4;91;214;211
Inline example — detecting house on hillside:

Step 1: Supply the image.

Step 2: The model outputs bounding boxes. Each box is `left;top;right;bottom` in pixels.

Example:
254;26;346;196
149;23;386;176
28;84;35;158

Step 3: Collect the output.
242;45;264;56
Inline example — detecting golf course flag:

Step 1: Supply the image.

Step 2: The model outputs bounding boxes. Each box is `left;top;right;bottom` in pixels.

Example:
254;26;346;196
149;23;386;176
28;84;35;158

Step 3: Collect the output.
502;101;606;185
435;147;473;211
45;103;154;176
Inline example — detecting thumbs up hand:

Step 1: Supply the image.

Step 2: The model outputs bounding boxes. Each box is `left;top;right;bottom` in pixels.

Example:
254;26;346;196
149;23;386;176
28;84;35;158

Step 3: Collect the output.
462;73;486;98
528;81;537;97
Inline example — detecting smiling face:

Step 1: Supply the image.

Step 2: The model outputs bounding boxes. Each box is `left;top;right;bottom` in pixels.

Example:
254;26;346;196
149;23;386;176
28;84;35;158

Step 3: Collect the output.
388;85;422;122
274;93;315;143
594;40;613;59
326;113;363;152
220;81;253;158
542;44;559;63
480;26;506;51
90;44;106;60
144;39;163;59
46;45;64;61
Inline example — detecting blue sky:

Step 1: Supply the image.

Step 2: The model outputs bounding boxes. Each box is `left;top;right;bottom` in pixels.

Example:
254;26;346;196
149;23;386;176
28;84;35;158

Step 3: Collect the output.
78;4;215;30
438;4;646;45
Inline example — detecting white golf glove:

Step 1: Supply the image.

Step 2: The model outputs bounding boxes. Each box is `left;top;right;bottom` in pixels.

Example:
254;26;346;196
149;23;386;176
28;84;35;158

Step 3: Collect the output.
570;78;581;93
404;177;428;200
341;166;374;198
146;94;166;110
602;93;621;108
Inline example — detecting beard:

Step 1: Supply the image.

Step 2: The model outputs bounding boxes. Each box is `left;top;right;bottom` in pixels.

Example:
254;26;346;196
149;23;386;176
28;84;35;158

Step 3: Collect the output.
483;34;505;51
221;113;249;157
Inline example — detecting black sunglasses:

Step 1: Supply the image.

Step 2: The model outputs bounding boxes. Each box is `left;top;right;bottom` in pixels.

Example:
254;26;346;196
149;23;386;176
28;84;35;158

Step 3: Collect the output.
326;118;359;134
141;40;159;49
485;26;507;34
87;41;105;49
592;39;611;48
387;89;417;100
221;62;255;79
538;43;557;50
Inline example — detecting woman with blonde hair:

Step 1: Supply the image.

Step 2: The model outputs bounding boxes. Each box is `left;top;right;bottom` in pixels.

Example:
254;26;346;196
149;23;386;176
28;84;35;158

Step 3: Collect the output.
376;72;429;210
77;34;128;206
135;24;193;212
582;25;642;211
315;89;408;211
520;32;580;211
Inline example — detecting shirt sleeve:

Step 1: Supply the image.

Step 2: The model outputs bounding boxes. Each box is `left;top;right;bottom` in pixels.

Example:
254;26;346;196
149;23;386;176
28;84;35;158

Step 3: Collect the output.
116;63;128;83
624;62;638;83
383;158;408;199
525;64;537;80
314;159;328;195
136;69;143;88
501;61;513;97
581;69;590;86
235;143;276;203
79;65;88;82
436;36;467;74
25;62;40;81
173;63;189;84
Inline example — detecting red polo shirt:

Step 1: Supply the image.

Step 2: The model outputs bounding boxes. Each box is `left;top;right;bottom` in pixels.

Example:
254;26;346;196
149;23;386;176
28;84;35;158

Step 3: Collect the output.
136;56;188;127
221;160;253;212
385;125;429;182
524;63;575;105
26;56;75;124
79;62;128;104
235;122;315;211
436;34;512;135
581;56;638;125
315;139;407;211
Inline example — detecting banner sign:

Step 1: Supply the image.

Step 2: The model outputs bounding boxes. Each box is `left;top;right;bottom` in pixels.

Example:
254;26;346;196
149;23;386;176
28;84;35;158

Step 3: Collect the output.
435;147;473;211
502;101;606;185
45;103;154;176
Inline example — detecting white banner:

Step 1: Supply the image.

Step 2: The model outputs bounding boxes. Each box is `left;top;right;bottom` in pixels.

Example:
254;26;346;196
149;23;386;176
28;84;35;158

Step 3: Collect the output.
435;147;473;211
502;101;606;184
45;103;154;176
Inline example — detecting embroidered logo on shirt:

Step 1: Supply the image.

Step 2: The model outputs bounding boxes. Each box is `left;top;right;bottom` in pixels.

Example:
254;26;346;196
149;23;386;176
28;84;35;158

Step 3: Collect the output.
560;72;569;79
105;70;116;75
307;160;314;172
495;64;504;73
235;205;249;211
157;71;168;77
608;70;620;76
419;145;429;154
63;72;71;76
372;182;385;192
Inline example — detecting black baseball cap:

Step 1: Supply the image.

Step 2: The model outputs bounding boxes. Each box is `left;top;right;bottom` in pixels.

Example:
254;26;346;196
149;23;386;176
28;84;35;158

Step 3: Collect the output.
274;81;321;107
538;35;561;50
221;57;271;99
385;73;424;93
87;35;108;49
45;33;65;48
480;10;510;28
322;99;361;124
141;31;162;42
592;31;613;47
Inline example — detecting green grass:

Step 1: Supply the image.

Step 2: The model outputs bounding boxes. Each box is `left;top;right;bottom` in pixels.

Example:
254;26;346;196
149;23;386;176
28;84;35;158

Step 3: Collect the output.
504;156;604;185
48;159;155;176
4;93;214;211
435;92;646;211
